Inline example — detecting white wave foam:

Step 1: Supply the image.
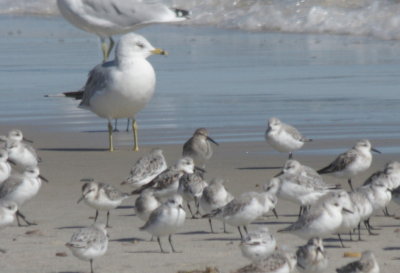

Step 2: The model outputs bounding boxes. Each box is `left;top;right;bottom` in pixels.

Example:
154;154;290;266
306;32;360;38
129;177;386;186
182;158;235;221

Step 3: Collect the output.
2;0;400;39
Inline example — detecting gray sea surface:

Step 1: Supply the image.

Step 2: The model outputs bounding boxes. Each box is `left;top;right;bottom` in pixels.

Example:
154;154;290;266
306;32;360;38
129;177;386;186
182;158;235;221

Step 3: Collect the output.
0;15;399;153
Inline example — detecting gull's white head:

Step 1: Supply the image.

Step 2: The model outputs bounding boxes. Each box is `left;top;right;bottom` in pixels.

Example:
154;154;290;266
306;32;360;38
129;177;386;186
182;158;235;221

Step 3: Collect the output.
116;33;167;60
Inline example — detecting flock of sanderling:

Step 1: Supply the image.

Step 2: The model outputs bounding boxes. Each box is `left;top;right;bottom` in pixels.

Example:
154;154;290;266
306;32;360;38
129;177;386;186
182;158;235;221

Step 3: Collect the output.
0;122;396;273
3;0;397;272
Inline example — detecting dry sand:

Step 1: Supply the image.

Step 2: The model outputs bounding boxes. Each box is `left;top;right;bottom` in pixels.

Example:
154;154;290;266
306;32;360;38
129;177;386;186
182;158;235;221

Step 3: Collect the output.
0;125;399;273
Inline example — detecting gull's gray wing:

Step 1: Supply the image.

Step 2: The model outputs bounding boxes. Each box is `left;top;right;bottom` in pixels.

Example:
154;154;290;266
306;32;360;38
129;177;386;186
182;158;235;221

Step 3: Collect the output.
79;61;113;108
81;0;186;30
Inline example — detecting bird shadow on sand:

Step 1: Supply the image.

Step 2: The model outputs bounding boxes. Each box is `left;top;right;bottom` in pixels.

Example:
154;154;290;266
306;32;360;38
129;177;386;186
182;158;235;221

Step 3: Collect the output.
56;225;87;230
116;205;135;210
39;148;108;152
236;166;282;170
323;238;347;249
111;237;145;243
178;231;209;236
203;236;240;242
384;247;400;251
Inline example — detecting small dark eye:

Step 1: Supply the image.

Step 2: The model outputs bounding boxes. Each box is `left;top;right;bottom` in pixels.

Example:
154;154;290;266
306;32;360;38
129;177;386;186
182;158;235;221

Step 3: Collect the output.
137;42;145;48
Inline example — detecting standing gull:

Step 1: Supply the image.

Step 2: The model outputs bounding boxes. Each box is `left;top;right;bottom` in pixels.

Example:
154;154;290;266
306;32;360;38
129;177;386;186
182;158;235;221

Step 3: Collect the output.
140;195;186;253
57;0;189;61
76;33;167;151
182;128;219;168
318;140;381;191
77;181;130;227
265;117;312;159
66;223;108;273
121;148;167;188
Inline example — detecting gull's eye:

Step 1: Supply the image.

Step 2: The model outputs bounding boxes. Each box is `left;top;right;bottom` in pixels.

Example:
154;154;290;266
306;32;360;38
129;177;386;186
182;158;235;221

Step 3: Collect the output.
137;42;145;49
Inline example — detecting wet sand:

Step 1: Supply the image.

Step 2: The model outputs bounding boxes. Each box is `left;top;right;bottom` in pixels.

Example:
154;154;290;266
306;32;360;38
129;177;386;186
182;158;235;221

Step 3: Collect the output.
0;125;399;273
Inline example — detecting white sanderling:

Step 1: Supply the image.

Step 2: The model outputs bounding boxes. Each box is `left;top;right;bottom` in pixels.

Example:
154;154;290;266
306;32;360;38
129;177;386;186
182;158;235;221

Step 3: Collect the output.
72;33;167;152
240;227;277;263
77;181;130;228
132;157;195;199
334;190;360;247
207;189;277;239
278;191;353;241
5;138;40;171
57;0;189;61
348;188;374;241
318;139;381;191
0;201;18;229
336;250;379;273
274;159;339;216
358;181;391;235
265;117;312;159
363;161;400;216
140;194;186;253
135;189;161;222
0;149;12;184
182;128;219;168
178;169;208;218
121;149;167;188
296;237;328;273
0;166;48;226
200;178;234;233
66;223;108;273
233;250;297;273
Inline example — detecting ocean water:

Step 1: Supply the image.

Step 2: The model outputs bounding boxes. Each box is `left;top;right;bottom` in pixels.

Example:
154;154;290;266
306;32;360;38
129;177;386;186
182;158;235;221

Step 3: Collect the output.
0;3;400;151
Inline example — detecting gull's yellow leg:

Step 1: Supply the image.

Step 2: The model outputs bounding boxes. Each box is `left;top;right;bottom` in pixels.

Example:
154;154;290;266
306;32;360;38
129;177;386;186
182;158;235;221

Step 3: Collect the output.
132;119;139;152
101;37;108;62
108;121;114;152
106;37;115;61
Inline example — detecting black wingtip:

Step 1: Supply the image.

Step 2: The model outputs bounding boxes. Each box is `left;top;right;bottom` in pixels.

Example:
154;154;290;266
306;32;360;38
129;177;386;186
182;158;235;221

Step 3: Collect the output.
173;8;191;19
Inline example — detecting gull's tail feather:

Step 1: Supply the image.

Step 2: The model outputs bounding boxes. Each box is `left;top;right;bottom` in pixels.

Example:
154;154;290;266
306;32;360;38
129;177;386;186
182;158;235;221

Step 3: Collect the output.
44;90;83;100
172;8;191;19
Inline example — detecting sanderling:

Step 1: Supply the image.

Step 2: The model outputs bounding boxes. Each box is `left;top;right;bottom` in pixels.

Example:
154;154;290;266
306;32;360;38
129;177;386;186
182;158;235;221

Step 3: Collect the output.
274;159;339;216
207;190;276;239
121;149;167;188
0;201;18;229
140;195;186;253
200;178;234;233
66;223;108;273
265;117;312;159
135;189;161;222
178;169;208;218
317;139;381;191
363;161;400;216
77;181;130;228
182;128;219;168
278;191;353;241
296;237;328;273
57;0;189;61
334;190;360;247
132;157;195;198
0;149;12;184
336;250;379;273
348;188;374;241
71;33;167;152
240;227;277;263
0;166;48;226
233;250;297;273
5;138;40;171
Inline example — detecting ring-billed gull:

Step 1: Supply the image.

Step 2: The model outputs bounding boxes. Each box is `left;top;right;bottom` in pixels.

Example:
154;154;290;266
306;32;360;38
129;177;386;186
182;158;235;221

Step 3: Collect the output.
317;140;381;191
77;32;167;151
57;0;189;61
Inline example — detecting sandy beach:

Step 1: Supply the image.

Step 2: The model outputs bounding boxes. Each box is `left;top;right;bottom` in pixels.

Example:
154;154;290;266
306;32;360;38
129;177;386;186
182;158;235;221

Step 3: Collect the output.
0;124;399;273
